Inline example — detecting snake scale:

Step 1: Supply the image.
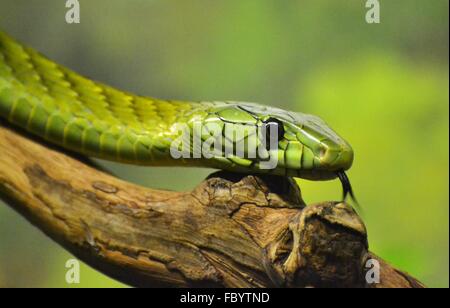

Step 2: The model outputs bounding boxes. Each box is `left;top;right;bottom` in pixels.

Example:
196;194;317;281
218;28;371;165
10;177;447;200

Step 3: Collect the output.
0;31;356;200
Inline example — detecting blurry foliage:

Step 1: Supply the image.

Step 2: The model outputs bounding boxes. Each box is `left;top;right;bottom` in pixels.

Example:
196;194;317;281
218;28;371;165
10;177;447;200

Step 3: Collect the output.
296;53;449;286
0;0;448;287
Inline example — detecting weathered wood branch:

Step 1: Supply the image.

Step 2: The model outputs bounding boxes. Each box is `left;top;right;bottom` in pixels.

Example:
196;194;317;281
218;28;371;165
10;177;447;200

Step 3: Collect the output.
0;123;425;288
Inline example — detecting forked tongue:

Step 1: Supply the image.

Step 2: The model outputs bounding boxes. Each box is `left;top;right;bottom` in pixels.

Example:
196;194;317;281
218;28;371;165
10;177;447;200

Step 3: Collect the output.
337;171;361;210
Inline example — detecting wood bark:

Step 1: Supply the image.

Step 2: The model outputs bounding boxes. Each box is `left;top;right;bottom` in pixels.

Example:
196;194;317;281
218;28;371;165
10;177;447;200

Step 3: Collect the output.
0;122;425;288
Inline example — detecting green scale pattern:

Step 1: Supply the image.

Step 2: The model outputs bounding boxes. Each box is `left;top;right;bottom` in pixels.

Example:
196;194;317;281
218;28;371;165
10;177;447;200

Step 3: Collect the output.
0;31;354;180
0;31;205;165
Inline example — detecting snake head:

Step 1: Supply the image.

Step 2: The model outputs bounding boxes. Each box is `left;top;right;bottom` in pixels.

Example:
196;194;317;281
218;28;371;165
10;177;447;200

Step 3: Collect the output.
280;110;355;177
205;102;354;180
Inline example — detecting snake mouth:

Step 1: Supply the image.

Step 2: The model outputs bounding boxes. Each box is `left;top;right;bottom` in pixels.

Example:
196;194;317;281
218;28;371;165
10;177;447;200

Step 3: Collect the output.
337;170;358;206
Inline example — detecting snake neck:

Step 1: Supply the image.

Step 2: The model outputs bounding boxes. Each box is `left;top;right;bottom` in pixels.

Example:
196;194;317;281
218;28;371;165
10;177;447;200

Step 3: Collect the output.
0;31;214;165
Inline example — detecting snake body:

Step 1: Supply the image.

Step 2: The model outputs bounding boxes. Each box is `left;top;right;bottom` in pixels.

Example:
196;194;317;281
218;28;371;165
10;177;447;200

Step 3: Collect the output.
0;31;354;183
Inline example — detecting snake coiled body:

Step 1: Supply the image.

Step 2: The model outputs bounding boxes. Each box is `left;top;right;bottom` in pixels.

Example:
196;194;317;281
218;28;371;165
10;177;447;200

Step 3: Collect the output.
0;31;354;182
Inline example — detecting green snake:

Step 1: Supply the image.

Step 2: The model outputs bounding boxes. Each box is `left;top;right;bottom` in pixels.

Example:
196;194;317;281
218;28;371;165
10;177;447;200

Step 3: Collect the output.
0;31;356;200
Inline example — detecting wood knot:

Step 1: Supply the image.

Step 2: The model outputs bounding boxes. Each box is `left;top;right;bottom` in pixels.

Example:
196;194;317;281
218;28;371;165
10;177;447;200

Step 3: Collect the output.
263;202;368;287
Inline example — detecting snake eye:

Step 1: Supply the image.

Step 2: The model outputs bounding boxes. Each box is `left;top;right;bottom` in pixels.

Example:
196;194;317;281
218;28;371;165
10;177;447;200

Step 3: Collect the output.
262;117;285;149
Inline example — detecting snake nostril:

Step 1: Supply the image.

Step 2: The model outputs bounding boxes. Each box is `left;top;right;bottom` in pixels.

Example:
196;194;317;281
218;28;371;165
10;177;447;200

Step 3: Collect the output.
319;147;327;158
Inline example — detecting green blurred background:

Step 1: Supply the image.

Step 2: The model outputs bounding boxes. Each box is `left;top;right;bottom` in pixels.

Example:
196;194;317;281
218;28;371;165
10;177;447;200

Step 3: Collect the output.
0;0;448;288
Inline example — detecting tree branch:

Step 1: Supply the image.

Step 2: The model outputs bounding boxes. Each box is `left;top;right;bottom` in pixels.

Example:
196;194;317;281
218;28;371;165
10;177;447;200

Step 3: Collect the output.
0;123;425;288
